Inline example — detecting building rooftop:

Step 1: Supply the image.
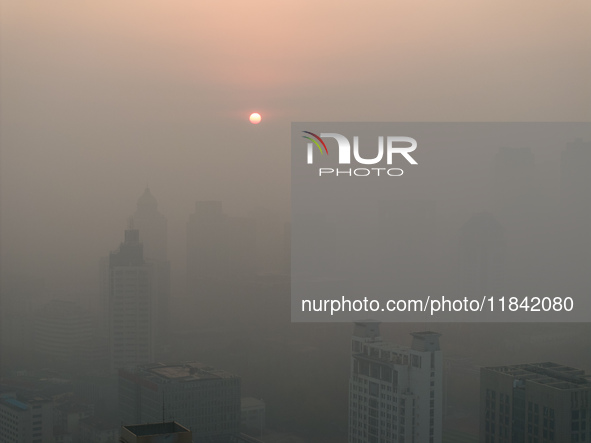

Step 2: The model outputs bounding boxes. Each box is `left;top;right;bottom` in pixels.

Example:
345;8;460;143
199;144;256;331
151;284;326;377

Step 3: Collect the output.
0;397;28;411
123;422;190;437
485;362;591;390
353;321;381;339
410;331;441;337
364;340;409;353
241;397;265;408
0;394;50;412
123;362;238;384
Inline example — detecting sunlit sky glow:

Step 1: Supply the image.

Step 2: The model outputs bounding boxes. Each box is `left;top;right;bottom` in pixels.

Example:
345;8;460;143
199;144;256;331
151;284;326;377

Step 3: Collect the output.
1;0;589;293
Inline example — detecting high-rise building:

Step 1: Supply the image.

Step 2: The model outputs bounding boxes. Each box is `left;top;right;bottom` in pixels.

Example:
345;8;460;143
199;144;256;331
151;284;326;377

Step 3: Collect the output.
33;300;93;363
250;207;285;275
225;215;256;279
0;274;44;353
0;394;53;443
492;147;536;225
131;188;170;355
241;397;265;435
560;139;591;294
458;212;505;303
119;362;241;442
98;255;109;334
108;228;154;371
53;400;94;442
376;200;439;298
131;188;167;262
187;201;226;287
480;362;591;443
349;322;443;443
560;139;591;223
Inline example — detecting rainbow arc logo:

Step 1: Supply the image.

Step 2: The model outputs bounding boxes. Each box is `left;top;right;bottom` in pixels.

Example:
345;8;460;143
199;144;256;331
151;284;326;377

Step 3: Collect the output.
302;131;328;155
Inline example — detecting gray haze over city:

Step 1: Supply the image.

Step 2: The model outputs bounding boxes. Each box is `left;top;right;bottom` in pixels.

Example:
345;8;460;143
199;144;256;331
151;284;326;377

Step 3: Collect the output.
1;1;591;442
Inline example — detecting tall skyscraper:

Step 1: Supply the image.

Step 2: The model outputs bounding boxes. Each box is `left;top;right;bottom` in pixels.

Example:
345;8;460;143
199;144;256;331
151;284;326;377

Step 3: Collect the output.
98;256;109;334
108;227;153;371
34;300;93;363
131;188;170;355
119;362;241;442
131;188;167;262
349;322;443;443
480;362;591;443
458;212;505;303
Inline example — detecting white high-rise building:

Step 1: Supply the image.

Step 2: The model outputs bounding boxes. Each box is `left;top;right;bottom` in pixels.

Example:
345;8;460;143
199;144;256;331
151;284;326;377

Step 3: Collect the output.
108;227;153;371
349;322;443;443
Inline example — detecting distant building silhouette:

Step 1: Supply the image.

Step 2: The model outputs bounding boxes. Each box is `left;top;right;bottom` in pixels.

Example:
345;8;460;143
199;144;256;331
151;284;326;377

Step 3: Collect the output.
187;201;227;286
349;322;443;443
53;400;94;442
108;228;154;371
0;274;45;353
241;397;265;436
376;200;438;297
98;256;110;335
458;212;505;302
131;188;170;356
119;362;241;442
34;300;93;363
250;207;286;275
79;416;120;443
131;188;167;262
480;362;591;442
225;215;256;279
560;139;591;294
186;201;255;295
492;147;536;226
491;147;542;294
560;139;591;223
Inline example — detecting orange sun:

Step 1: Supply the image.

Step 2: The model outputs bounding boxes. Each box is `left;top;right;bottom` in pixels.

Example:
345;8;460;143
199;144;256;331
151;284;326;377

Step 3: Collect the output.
249;113;262;124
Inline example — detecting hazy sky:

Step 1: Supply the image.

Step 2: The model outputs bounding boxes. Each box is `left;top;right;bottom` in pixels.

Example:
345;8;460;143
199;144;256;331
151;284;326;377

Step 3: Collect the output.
1;0;590;296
